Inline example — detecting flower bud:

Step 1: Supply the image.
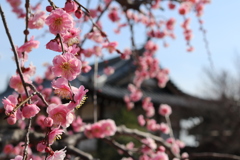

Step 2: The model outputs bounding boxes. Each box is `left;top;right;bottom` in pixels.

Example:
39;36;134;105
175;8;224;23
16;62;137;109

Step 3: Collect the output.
44;117;53;127
75;9;83;19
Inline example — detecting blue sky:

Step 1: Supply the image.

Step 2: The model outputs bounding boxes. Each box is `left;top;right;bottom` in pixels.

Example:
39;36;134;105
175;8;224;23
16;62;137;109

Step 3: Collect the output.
1;1;240;98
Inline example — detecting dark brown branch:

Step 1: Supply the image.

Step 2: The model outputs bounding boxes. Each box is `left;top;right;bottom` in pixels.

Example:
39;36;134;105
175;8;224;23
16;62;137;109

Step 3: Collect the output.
103;138;137;160
47;0;57;9
73;0;90;14
67;145;96;160
0;5;32;160
56;33;65;54
25;83;49;106
188;152;240;160
116;125;180;158
24;0;30;43
0;5;29;97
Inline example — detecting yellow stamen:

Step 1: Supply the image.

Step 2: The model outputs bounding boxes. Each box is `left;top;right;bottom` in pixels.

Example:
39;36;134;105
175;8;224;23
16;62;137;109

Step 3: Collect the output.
76;95;87;109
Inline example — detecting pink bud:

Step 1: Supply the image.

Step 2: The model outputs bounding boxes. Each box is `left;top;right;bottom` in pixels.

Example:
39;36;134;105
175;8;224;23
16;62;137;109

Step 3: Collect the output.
46;6;53;12
7;114;17;125
168;2;176;10
159;104;172;116
3;144;14;154
64;0;77;13
75;9;83;19
138;115;145;126
44;117;53;127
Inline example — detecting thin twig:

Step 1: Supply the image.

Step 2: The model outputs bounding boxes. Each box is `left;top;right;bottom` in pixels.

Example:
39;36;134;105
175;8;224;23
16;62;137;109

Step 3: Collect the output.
25;83;49;106
4;92;38;119
116;125;180;158
47;0;57;9
198;17;214;69
0;5;32;160
57;33;65;54
24;0;30;43
103;138;137;160
80;1;112;47
93;56;98;123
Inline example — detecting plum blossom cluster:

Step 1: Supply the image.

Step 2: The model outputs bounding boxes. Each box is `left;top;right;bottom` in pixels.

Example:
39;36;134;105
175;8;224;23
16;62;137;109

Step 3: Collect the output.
123;40;169;111
84;119;117;138
1;0;212;159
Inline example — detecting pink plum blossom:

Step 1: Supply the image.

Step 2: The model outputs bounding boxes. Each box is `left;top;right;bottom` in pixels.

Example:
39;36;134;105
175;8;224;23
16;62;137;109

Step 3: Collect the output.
146;105;155;117
52;77;73;99
7;0;25;18
52;52;82;81
100;119;117;137
50;96;62;105
84;119;116;138
28;11;46;29
86;27;104;43
45;8;73;35
46;39;66;52
16;46;28;62
166;18;176;31
138;115;146;126
3;144;14;154
159;104;172;116
159;122;170;134
81;61;92;73
90;122;105;138
71;116;84;132
47;103;74;128
108;8;120;22
11;155;23;160
18;36;39;53
130;89;142;102
84;125;94;138
22;63;36;77
93;46;102;56
156;69;169;88
152;152;169;160
7;114;17;125
9;74;32;94
141;137;157;151
83;48;94;57
121;48;132;60
62;28;81;46
102;41;118;53
46;147;66;160
104;66;115;75
144;40;158;52
146;119;158;131
68;85;88;110
48;126;64;145
22;104;40;118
